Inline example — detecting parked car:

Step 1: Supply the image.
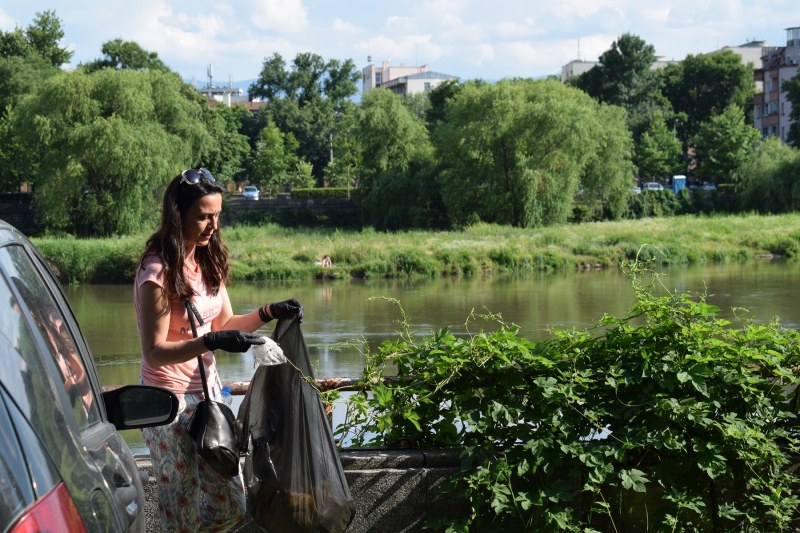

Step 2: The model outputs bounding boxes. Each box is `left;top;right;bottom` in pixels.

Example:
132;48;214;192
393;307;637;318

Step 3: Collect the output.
641;181;665;191
242;185;260;200
0;218;178;532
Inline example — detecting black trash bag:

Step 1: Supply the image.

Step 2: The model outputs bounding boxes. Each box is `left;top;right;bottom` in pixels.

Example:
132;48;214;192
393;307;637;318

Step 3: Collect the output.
238;317;354;532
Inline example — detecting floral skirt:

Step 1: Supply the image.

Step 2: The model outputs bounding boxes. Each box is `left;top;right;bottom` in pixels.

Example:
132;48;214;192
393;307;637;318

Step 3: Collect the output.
142;390;245;533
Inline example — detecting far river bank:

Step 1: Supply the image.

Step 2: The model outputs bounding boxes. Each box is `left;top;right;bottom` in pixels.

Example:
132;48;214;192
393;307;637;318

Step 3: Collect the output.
31;213;800;284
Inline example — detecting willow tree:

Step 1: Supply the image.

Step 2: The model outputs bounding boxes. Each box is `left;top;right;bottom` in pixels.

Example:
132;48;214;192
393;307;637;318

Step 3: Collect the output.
12;68;220;235
355;88;441;229
433;79;634;227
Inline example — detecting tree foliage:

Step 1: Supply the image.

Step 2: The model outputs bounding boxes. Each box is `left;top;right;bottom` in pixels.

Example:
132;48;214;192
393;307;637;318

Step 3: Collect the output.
324;101;362;189
737;137;800;212
661;51;755;144
785;72;800;147
635;111;684;180
248;52;360;182
579;103;637;220
0;10;72;67
356;89;440;229
251;119;301;194
12;69;223;235
572;33;659;110
433;79;632;227
693;104;760;186
81;39;171;73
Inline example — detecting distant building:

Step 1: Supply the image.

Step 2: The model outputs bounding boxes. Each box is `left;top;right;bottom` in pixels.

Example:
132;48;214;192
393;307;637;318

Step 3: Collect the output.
753;27;799;143
560;60;597;83
714;40;771;68
193;65;248;107
362;60;458;96
559;56;674;83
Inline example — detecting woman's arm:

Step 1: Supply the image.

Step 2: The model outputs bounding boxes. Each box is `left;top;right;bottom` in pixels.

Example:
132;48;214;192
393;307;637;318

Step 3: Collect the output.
212;284;268;333
138;280;208;367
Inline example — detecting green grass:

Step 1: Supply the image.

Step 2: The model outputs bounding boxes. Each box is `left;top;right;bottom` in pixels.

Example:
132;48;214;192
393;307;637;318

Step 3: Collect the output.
32;213;800;284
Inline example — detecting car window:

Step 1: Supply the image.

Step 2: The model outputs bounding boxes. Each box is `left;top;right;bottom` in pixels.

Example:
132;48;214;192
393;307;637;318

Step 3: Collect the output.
0;386;35;531
0;385;60;499
0;245;100;429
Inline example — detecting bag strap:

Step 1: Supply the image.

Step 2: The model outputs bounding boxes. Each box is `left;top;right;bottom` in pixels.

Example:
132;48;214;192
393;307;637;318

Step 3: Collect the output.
185;299;211;401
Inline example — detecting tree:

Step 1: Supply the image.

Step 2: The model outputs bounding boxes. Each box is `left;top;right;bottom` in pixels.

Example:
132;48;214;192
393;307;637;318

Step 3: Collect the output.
248;52;360;182
692;104;760;186
785;72;800;147
0;54;58;191
661;51;754;144
426;79;464;128
324;102;361;189
433;79;624;227
82;39;170;72
572;34;660;109
356;89;440;228
580;104;638;220
12;68;220;235
737;137;800;212
198;103;251;183
634;111;684;181
0;10;72;67
251;119;296;194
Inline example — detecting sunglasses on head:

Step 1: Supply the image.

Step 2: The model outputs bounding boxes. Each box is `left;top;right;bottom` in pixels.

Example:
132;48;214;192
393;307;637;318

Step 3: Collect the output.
179;167;216;185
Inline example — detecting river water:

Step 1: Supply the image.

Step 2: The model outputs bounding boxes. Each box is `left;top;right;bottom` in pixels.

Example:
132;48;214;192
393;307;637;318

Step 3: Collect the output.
67;260;800;452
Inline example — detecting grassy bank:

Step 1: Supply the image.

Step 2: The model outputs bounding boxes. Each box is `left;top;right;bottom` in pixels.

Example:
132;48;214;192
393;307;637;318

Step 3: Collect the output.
32;213;800;284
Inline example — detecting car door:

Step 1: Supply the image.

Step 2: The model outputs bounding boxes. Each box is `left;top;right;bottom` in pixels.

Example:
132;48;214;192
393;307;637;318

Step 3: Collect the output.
0;242;146;532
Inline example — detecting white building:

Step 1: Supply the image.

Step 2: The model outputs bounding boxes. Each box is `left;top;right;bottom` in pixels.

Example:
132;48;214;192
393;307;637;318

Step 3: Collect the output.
560;56;674;83
754;27;800;143
362;60;458;96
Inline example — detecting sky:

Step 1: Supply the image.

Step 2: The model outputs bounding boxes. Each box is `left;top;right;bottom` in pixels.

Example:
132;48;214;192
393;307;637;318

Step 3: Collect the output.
1;0;798;87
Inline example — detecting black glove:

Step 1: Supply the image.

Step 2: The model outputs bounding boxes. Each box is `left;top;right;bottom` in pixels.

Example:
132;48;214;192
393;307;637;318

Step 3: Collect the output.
268;298;303;322
203;330;266;352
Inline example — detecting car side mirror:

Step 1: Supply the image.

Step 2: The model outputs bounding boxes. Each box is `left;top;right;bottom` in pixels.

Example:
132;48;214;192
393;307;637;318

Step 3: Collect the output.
102;385;179;430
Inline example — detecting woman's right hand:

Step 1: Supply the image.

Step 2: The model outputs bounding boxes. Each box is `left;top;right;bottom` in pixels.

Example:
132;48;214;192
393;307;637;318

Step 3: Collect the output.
203;330;266;352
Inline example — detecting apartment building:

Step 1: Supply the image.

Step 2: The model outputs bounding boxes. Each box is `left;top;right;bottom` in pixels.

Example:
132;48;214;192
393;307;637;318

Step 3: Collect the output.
362;60;458;96
753;27;800;143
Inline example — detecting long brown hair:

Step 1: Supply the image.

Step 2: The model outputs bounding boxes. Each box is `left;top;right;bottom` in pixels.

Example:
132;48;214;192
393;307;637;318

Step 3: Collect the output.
139;171;229;304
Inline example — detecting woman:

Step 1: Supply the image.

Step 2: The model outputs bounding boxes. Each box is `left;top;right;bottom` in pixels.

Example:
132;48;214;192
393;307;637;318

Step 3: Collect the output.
135;167;301;531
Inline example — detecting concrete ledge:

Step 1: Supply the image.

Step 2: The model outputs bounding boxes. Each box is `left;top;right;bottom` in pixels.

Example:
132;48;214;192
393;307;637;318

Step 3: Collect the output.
138;448;468;532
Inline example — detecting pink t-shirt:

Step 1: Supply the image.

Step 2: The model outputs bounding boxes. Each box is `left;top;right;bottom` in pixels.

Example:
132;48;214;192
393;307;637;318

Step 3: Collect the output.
134;255;223;394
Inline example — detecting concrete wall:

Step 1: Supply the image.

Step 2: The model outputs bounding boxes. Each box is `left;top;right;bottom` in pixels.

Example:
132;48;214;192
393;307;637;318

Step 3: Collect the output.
139;448;468;532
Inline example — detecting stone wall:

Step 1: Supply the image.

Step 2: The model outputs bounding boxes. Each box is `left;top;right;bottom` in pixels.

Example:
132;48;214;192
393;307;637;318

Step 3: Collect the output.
0;194;40;236
139;448;468;532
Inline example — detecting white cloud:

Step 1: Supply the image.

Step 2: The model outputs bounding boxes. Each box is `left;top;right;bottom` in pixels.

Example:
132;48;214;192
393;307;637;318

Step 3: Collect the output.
0;8;16;30
249;0;309;33
354;33;443;66
332;18;361;35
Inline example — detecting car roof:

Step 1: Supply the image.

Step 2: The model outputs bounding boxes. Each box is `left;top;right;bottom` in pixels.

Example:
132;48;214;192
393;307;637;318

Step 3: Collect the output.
0;218;28;248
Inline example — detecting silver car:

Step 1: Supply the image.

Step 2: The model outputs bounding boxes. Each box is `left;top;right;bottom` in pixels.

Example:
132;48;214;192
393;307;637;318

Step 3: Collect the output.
0;218;178;532
243;185;260;200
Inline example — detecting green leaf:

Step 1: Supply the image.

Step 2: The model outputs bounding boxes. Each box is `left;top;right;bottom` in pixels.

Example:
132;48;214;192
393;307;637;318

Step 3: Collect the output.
619;468;649;492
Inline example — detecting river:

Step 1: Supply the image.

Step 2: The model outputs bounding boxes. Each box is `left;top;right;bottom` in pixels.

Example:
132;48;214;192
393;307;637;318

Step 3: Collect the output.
67;260;800;452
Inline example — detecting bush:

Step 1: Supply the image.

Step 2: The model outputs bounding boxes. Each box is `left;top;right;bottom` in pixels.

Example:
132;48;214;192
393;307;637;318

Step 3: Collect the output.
338;261;800;531
291;187;353;199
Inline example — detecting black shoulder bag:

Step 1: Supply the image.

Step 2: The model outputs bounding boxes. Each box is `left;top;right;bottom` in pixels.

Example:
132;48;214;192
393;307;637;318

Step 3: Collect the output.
185;300;240;477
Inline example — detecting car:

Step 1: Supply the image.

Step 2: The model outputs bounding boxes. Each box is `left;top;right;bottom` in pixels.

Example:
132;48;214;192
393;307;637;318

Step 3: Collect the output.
641;182;664;191
0;218;178;532
242;185;260;200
